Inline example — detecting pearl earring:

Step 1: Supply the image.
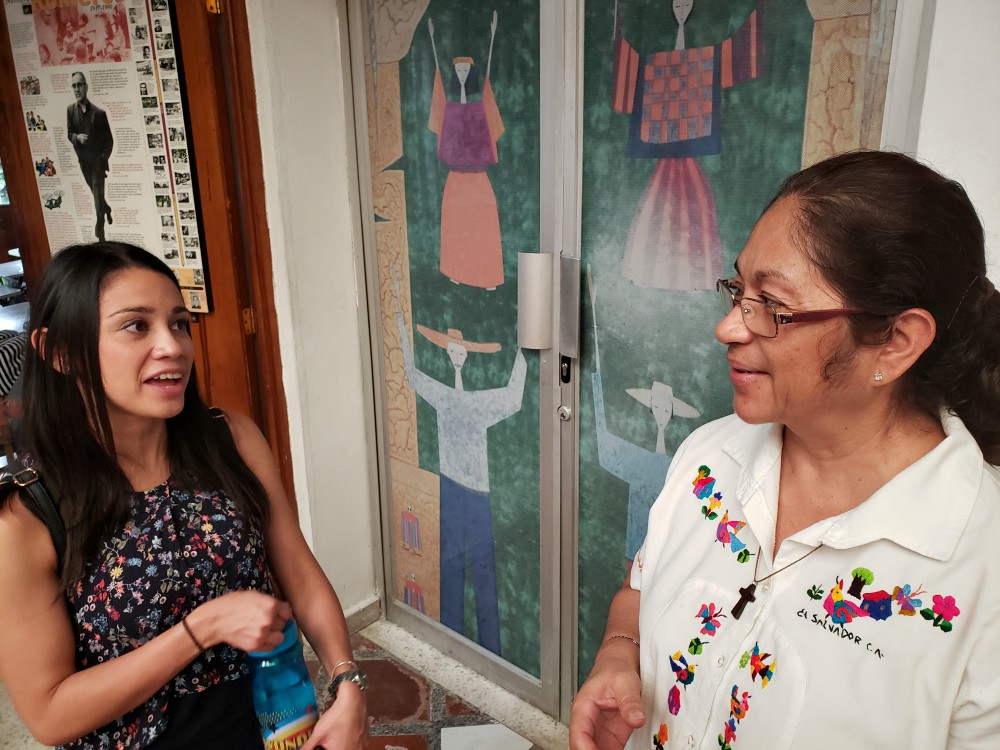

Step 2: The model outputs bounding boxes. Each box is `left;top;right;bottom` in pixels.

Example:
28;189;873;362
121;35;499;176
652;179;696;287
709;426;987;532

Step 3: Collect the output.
874;372;884;382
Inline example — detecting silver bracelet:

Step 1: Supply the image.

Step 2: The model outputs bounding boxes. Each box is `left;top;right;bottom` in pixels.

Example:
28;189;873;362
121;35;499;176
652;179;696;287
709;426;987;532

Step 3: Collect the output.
331;659;358;674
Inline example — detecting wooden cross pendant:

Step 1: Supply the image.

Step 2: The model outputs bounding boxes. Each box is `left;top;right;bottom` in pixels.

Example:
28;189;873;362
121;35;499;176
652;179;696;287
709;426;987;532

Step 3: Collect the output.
731;583;757;620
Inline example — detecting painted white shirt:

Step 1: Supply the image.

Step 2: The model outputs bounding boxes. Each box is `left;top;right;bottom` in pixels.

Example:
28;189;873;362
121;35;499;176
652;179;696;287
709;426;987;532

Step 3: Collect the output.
627;412;1000;750
397;312;527;492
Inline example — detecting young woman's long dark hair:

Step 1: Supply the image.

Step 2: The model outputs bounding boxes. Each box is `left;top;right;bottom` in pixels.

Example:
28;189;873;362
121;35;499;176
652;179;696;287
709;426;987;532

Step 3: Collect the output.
18;242;270;587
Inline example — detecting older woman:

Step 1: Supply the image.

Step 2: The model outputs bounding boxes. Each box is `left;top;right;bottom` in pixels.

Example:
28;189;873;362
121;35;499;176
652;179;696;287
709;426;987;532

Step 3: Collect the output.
570;151;1000;749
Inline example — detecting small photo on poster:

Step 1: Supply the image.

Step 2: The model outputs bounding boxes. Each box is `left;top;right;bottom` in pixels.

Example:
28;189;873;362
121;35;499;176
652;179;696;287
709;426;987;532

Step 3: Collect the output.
34;4;131;66
25;111;47;132
20;76;40;96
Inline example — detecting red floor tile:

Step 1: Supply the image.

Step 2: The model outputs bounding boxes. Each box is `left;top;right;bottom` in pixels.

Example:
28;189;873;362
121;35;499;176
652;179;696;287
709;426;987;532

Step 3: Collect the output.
444;692;479;717
367;736;428;750
361;657;431;724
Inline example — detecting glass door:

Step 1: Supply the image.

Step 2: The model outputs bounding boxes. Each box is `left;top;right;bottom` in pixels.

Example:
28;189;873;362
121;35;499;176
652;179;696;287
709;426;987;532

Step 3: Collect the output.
575;0;900;682
350;0;901;720
348;0;564;713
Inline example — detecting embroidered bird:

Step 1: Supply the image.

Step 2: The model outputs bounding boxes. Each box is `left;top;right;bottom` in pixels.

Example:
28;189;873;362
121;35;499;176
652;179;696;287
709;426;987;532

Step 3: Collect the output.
747;643;775;688
715;511;747;552
670;651;696;686
729;684;750;721
824;577;871;625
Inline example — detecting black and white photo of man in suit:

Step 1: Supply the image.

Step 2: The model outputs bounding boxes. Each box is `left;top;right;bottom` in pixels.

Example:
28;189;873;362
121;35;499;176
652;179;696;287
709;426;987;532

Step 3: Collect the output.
67;71;113;240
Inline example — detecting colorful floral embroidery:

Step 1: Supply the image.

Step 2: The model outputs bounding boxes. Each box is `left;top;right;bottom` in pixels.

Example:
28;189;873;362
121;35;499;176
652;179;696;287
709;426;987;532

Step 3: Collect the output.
807;564;960;634
702;492;722;520
690;465;752;563
921;594;961;632
717;641;774;748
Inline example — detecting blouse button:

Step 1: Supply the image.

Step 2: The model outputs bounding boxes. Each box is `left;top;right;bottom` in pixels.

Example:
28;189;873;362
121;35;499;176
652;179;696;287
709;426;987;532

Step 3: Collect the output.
686;735;696;747
760;580;771;593
716;655;726;667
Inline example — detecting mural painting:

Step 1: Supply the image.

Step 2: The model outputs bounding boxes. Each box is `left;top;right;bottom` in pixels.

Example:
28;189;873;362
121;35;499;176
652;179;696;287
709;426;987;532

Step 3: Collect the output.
362;0;541;675
578;0;899;681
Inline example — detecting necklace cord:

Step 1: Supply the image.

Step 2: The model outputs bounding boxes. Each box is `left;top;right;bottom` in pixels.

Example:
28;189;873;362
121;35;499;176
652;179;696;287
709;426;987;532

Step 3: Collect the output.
752;544;823;584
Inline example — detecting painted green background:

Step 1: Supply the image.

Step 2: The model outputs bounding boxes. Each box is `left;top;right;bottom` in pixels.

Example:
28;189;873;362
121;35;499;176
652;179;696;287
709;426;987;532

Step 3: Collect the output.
395;0;542;678
576;0;815;682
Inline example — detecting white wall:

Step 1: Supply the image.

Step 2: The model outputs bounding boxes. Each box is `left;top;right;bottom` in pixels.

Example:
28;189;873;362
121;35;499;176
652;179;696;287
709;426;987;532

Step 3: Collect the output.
242;0;999;619
915;0;1000;279
244;0;378;617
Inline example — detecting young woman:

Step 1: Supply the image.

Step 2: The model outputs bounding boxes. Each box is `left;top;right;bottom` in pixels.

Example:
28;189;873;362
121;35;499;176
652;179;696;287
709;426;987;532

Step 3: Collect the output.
570;151;1000;749
0;242;367;749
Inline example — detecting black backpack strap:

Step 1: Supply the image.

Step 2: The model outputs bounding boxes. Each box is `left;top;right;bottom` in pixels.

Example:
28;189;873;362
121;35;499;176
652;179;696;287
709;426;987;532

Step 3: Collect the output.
0;460;66;573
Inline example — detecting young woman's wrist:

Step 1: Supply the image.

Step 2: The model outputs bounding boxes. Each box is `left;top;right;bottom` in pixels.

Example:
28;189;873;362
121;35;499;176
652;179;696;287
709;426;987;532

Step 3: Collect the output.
182;603;216;651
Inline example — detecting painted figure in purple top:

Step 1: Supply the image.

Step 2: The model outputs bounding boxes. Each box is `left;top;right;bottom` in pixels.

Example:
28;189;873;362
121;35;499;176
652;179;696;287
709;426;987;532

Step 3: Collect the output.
427;12;505;289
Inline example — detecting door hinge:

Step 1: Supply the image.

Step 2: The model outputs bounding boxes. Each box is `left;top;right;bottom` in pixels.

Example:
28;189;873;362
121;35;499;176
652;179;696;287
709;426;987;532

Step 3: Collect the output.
242;306;256;335
206;0;223;15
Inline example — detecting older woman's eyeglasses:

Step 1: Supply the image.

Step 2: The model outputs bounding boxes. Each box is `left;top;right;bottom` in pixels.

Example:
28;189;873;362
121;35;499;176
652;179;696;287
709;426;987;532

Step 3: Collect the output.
716;278;862;338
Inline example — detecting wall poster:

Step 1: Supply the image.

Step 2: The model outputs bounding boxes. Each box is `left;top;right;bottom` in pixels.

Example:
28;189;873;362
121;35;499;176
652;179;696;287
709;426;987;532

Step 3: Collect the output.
5;0;210;312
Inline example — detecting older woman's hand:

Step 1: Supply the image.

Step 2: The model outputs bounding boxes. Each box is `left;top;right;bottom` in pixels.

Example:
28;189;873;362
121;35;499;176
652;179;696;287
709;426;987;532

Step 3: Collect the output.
569;651;645;750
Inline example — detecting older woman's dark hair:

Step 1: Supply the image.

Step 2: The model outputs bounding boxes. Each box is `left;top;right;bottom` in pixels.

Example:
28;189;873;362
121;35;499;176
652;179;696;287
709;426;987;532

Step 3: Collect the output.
20;242;269;587
773;150;1000;464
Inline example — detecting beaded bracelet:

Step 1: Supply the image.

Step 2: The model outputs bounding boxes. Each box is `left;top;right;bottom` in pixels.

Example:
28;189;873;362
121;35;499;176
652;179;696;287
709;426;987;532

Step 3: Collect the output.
181;617;206;652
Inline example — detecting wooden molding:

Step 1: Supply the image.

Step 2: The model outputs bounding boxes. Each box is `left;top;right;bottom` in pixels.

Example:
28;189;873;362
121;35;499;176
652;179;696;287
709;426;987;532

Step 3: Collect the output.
217;2;298;510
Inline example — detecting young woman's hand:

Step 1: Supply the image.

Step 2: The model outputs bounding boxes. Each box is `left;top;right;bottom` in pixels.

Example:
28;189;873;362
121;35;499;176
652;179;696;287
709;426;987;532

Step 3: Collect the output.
187;590;292;653
302;680;367;750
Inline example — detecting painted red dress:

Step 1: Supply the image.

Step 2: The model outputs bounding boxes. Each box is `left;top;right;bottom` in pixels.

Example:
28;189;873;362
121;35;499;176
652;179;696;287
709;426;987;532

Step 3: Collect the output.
612;6;763;291
429;70;505;289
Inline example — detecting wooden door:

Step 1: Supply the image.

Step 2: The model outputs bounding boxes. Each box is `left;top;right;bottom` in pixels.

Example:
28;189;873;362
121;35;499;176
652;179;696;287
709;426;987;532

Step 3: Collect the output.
0;3;294;497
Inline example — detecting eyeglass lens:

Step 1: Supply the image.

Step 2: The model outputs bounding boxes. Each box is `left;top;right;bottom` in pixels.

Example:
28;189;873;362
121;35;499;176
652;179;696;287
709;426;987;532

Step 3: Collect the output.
717;281;777;337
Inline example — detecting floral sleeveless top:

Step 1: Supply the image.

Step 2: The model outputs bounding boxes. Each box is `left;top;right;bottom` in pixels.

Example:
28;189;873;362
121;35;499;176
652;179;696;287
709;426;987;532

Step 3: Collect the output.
61;479;271;750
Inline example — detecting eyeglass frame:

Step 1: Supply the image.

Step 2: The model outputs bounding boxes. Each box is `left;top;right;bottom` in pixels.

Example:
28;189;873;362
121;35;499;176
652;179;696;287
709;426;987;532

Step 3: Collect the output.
716;278;863;338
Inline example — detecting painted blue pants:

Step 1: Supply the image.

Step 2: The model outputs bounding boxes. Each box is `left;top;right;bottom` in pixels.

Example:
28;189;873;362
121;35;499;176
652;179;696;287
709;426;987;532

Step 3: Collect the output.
439;474;501;656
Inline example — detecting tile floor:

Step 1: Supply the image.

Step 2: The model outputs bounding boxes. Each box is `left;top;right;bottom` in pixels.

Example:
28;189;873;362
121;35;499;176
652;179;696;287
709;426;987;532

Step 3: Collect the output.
0;619;568;750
